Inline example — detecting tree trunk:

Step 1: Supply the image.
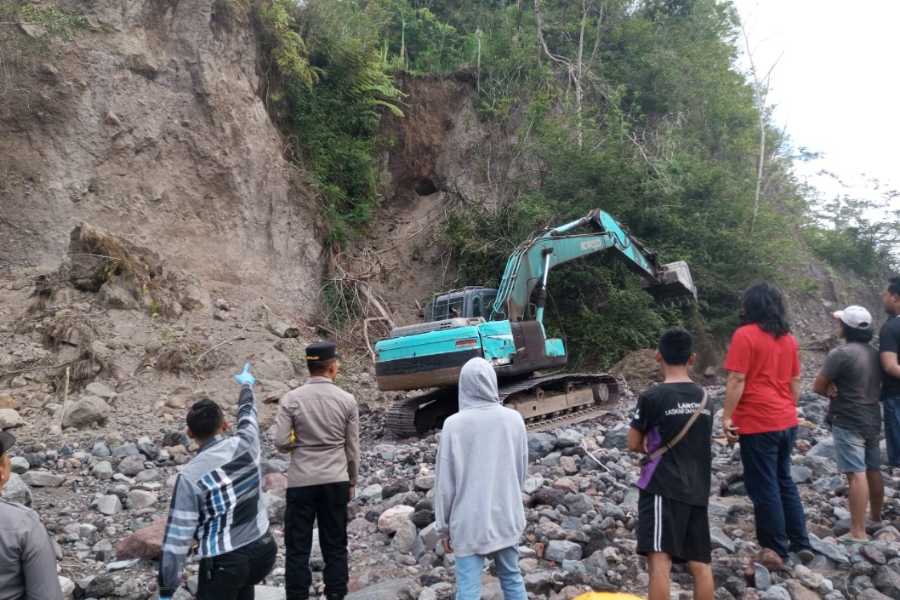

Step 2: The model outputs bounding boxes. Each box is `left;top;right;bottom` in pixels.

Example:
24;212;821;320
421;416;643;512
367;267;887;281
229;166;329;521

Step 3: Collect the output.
750;112;766;234
575;0;587;148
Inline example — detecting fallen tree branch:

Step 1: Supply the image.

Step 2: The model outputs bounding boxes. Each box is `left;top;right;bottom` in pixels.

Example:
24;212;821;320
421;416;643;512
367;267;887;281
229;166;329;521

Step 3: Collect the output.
363;317;392;362
0;359;78;378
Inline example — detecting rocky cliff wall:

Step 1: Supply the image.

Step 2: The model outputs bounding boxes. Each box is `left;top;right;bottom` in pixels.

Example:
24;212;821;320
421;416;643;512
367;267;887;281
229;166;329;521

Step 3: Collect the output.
0;0;322;314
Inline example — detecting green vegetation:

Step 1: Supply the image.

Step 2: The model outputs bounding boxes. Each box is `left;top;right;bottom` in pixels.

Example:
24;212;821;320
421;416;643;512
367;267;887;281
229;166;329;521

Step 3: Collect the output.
255;0;897;365
805;192;900;280
0;2;88;122
255;0;403;244
0;3;88;37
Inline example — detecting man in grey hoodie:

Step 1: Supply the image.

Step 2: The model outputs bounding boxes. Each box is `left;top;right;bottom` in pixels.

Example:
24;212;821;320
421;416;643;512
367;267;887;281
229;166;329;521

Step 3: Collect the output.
434;357;529;600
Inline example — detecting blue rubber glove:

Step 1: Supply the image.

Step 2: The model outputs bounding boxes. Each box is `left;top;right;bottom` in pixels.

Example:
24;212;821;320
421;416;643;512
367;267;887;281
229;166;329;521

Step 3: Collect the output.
233;362;256;386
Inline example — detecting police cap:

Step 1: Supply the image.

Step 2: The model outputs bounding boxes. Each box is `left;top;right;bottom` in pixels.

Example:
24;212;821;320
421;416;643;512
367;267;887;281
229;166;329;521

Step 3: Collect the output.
305;341;339;363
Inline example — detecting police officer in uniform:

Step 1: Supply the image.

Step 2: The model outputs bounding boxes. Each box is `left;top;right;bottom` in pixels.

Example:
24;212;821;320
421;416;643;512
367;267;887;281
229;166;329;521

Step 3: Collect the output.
0;431;64;600
273;342;359;600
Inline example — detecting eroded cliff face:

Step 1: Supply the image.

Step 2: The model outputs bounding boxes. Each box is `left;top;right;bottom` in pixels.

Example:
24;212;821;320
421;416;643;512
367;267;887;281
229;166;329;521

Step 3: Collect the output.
346;74;537;325
0;0;322;314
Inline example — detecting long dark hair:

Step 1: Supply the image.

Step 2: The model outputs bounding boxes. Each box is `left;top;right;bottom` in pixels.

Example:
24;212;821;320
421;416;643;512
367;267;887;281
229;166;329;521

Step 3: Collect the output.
740;282;791;338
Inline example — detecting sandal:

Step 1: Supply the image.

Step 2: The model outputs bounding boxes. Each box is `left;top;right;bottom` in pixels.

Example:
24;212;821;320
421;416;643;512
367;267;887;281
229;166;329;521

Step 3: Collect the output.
838;533;870;545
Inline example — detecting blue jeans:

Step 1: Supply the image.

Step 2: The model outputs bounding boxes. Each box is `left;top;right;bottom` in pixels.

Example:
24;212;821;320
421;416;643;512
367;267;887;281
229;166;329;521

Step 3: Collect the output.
883;392;900;466
455;546;526;600
739;427;811;559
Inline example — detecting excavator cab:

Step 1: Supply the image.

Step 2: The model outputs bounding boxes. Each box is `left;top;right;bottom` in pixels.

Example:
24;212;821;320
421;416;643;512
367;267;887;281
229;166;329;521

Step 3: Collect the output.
426;287;498;321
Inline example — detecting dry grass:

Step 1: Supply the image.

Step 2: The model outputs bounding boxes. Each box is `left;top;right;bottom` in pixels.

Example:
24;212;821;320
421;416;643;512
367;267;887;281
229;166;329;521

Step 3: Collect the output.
149;341;232;375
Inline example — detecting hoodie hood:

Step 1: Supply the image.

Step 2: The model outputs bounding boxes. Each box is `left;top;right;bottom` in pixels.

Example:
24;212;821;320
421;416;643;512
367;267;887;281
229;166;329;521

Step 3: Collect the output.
458;357;500;410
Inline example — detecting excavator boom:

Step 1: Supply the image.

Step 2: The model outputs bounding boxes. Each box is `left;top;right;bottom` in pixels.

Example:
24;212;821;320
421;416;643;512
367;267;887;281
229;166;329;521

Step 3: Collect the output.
491;209;696;321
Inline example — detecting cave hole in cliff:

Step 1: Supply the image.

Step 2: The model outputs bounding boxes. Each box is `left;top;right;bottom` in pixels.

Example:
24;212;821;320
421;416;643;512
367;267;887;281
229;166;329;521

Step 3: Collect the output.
414;177;438;196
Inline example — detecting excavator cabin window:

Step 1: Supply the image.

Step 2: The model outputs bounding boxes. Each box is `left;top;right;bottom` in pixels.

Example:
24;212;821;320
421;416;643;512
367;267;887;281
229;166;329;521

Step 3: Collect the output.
426;289;497;322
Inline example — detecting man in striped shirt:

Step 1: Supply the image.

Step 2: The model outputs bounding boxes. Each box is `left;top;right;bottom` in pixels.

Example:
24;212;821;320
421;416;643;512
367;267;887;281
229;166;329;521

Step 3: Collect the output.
158;363;276;600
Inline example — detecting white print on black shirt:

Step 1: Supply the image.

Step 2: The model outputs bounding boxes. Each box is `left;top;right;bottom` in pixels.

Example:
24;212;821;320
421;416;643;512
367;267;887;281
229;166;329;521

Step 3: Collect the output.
663;403;711;417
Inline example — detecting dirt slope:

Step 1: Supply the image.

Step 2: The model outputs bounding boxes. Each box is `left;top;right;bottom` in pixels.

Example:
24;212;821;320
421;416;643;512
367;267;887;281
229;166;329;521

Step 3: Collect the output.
0;0;322;314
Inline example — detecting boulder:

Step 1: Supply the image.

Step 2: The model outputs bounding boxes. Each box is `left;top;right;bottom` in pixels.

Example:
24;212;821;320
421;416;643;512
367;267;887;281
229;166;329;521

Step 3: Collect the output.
411;509;434;529
116;517;167;560
117;455;146;476
135;469;160;483
545;540;582;562
809;534;849;565
709;527;736;553
85;381;117;399
2;473;32;505
10;456;29;474
22;470;65;487
382;482;409;500
378;505;415;534
63;396;110;429
392;520;418;553
528;433;557;460
556;429;584;448
136;437;160;460
92;440;111;457
98;282;139;309
345;578;417;600
761;586;791;600
783;581;819;600
59;576;75;600
414;475;435;491
127;490;158;510
96;494;122;516
860;589;894;600
530;487;566;508
564;493;594;517
560;456;578;475
874;565;900;599
600;424;630;449
0;408;24;429
92;461;113;480
418;523;442;552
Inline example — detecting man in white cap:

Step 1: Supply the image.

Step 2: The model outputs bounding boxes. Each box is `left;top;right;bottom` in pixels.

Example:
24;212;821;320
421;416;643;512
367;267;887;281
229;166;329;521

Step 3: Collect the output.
813;305;883;542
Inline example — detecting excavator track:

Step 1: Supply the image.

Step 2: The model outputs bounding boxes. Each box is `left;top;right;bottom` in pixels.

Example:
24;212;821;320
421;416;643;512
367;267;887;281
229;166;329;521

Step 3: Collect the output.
384;373;620;438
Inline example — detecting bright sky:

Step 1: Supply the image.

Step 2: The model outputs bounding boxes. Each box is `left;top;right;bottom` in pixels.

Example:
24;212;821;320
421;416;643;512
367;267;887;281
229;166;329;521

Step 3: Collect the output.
733;0;900;217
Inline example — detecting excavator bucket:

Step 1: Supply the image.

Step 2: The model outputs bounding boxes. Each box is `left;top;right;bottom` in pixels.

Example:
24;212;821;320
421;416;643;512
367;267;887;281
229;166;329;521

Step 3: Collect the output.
645;260;697;305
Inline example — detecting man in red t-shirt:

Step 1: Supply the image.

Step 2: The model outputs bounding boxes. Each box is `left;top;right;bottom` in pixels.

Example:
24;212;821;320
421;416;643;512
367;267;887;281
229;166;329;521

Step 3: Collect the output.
723;283;813;568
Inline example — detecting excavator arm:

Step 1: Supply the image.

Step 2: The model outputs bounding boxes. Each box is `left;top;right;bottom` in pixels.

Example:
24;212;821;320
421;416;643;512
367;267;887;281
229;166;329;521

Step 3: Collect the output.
490;209;697;321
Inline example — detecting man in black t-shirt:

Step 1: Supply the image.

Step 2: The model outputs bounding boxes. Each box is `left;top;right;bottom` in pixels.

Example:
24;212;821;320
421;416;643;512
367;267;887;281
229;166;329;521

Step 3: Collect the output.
628;328;713;600
881;276;900;466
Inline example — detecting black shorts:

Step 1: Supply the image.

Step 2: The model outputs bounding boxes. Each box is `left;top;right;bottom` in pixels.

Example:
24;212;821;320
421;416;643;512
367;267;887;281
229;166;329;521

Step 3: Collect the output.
637;491;711;563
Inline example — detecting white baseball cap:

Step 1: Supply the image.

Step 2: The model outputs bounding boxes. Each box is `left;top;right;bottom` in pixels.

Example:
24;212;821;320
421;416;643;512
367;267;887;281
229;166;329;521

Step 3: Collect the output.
833;305;873;329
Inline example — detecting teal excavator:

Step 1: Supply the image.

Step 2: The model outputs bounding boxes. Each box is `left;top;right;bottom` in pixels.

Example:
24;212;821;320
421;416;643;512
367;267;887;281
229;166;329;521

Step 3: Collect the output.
375;209;697;437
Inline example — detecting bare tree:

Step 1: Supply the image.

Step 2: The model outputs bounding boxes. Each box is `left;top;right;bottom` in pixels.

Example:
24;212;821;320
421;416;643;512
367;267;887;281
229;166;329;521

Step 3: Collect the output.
534;0;604;149
741;22;782;235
